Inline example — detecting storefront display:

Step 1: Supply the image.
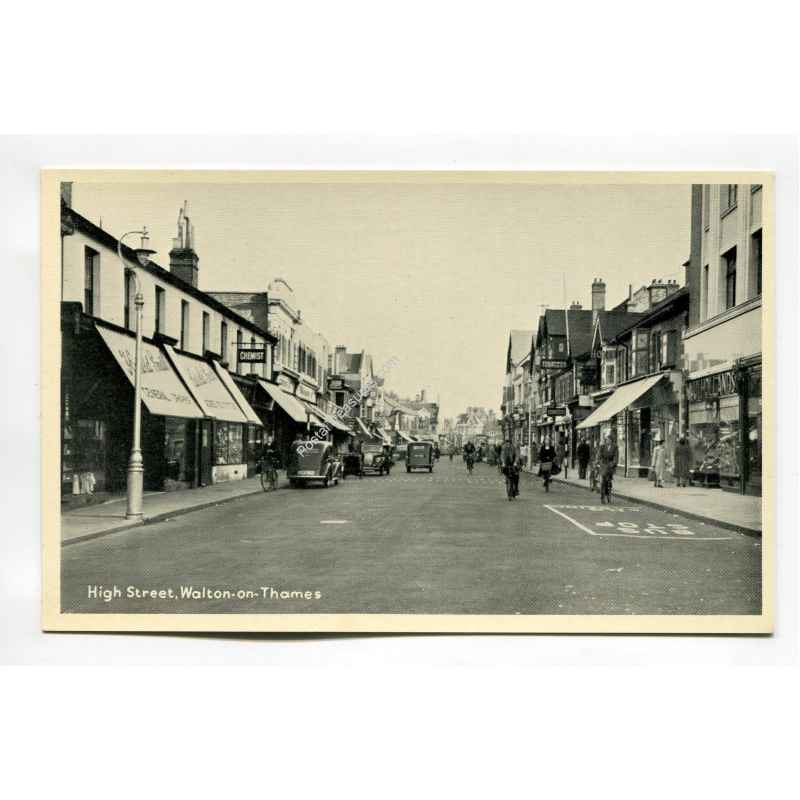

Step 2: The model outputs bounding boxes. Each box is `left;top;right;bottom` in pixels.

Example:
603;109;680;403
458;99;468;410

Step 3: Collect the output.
164;417;196;488
215;421;245;466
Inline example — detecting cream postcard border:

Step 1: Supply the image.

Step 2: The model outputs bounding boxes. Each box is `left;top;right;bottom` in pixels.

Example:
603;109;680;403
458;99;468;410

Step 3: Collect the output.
41;170;775;634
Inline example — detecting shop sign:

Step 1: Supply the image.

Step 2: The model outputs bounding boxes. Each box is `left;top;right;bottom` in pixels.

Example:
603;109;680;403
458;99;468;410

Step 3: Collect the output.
237;347;265;364
541;359;568;371
687;369;737;403
546;405;567;417
295;383;317;403
578;395;593;408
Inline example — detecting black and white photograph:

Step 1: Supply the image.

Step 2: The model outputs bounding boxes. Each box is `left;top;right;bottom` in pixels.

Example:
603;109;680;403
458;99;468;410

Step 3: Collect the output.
41;171;772;632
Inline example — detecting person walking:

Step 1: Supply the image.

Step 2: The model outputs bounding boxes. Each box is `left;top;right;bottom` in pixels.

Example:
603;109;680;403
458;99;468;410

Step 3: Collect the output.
651;436;667;488
576;435;591;480
597;433;619;503
673;435;692;488
500;437;521;498
538;436;557;492
556;437;569;479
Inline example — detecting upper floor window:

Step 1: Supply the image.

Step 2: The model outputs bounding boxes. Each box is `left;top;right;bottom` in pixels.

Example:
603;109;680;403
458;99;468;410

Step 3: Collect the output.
634;331;650;377
751;229;763;297
723;247;737;310
84;247;98;316
180;301;190;349
202;312;210;354
155;286;166;335
721;184;738;214
124;269;135;330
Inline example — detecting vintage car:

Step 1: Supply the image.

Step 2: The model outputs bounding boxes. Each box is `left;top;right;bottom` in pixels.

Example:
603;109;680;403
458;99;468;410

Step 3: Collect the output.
406;441;434;473
341;450;364;479
393;442;408;463
361;443;390;475
287;441;341;488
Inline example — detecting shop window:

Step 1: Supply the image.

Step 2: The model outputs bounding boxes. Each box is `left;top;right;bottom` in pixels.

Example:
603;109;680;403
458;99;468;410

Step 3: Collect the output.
202;312;210;354
215;422;244;465
721;184;738;214
155;286;166;334
123;269;136;330
164;418;195;484
180;301;190;349
84;247;98;315
723;247;737;310
751;229;762;297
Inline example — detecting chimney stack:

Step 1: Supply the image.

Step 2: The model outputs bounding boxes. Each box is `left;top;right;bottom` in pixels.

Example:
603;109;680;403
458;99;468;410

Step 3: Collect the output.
569;301;582;310
591;278;606;312
169;201;199;288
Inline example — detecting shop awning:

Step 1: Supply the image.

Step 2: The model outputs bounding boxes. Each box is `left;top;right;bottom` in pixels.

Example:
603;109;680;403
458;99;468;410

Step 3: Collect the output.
256;379;308;424
164;346;248;423
96;325;204;419
312;406;351;433
354;417;381;441
302;401;328;427
212;362;262;425
576;373;665;430
397;430;415;443
380;429;394;444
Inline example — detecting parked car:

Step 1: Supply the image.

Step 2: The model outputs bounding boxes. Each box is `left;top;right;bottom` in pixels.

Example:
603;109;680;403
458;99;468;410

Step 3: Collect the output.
361;443;390;475
393;443;408;463
287;441;341;488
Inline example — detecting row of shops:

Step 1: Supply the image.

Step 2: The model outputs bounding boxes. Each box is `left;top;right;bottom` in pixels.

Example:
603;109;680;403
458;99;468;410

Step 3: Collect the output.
61;307;352;501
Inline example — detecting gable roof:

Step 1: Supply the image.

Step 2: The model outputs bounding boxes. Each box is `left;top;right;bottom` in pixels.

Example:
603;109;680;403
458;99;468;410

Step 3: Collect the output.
507;329;534;369
544;309;566;337
609;287;689;343
597;310;647;344
566;309;595;358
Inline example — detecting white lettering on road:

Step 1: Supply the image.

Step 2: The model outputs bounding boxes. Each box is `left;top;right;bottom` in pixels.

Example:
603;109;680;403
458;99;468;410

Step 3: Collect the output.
543;505;733;541
320;520;349;524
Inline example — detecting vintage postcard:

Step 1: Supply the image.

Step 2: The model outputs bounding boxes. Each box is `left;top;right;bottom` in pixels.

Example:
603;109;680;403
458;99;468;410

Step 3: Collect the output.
41;171;773;633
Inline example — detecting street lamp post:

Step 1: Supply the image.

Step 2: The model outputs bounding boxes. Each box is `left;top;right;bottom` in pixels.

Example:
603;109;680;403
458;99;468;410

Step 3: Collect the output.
118;229;157;521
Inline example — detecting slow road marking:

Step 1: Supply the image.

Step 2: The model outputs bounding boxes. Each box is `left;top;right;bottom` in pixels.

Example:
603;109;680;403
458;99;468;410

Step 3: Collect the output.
544;504;733;541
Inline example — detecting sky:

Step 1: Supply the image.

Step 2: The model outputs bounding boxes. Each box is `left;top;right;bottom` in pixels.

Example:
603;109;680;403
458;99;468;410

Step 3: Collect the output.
72;179;691;423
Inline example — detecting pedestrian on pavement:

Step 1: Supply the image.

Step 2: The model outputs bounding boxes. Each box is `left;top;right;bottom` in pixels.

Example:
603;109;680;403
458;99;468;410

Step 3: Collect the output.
651;436;667;488
674;436;692;487
576;435;591;480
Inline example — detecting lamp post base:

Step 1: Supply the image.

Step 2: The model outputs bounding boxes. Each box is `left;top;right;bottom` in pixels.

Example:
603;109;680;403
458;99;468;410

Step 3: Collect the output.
126;450;144;521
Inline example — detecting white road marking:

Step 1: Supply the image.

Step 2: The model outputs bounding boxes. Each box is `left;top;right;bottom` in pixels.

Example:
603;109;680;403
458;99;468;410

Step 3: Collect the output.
543;505;732;541
320;520;349;524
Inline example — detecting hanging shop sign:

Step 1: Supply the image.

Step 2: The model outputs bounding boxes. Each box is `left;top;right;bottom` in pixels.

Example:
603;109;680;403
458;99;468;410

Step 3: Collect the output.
540;359;568;371
687;369;737;403
237;346;266;364
546;405;567;418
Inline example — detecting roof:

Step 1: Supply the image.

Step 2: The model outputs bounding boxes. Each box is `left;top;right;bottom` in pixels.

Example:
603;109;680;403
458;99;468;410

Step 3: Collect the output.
609;287;689;343
596;310;647;344
507;329;534;368
566;310;595;358
544;310;566;337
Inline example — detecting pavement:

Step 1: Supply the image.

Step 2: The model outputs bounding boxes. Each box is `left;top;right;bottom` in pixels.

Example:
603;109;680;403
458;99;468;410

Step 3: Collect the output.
61;474;285;545
528;466;762;535
60;460;762;615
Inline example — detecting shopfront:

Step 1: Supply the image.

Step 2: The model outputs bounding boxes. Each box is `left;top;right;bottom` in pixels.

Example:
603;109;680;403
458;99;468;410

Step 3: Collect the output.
686;359;761;495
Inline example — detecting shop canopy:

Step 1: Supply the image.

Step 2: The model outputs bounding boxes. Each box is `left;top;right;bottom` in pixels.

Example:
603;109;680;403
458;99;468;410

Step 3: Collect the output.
576;373;665;431
96;325;203;419
354;417;382;442
312;406;351;433
165;345;248;424
256;379;308;424
380;429;394;445
302;401;329;428
396;430;415;443
212;362;262;425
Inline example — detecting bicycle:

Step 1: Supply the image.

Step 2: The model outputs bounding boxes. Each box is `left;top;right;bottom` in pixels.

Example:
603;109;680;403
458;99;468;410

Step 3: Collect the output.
600;473;613;504
465;455;475;475
259;454;279;492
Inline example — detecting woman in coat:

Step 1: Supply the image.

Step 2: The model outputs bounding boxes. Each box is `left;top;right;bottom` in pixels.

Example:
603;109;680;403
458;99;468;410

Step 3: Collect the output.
673;436;692;487
651;437;667;488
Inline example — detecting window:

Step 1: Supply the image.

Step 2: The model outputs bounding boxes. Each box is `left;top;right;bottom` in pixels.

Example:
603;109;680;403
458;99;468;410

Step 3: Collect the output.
124;269;135;330
723;247;737;310
650;331;660;371
660;330;678;368
215;422;244;465
180;301;190;349
236;329;243;373
634;331;650;377
202;312;210;354
220;322;228;363
721;184;738;213
751;229;762;297
84;247;98;315
335;391;345;407
702;264;710;320
155;286;166;334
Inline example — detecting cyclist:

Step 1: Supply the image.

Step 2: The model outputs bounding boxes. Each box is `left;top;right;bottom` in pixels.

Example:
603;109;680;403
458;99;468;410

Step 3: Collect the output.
500;437;521;499
597;433;619;504
538;436;557;492
463;440;476;474
259;437;280;491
